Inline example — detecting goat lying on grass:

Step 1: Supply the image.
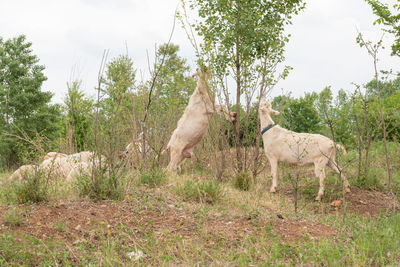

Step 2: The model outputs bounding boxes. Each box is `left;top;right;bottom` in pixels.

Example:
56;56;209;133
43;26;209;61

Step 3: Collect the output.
9;151;104;182
259;99;350;201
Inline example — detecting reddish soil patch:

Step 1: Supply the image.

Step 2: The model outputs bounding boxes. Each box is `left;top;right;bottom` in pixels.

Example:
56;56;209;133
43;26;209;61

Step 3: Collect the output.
272;218;337;243
342;187;399;216
281;183;399;217
0;200;336;246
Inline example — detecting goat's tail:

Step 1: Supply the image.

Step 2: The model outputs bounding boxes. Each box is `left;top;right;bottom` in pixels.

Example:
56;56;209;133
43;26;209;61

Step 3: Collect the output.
336;144;347;155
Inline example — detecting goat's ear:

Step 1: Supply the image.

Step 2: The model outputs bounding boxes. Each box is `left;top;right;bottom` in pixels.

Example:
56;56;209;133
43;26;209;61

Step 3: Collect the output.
272;109;280;116
192;68;200;78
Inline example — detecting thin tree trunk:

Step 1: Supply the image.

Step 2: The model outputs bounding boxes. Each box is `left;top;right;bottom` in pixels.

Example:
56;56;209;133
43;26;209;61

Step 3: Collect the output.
363;96;371;180
234;0;243;172
373;59;392;189
354;106;363;179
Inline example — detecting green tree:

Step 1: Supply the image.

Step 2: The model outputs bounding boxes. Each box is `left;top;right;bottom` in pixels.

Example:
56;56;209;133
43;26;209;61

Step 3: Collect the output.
365;0;400;57
187;0;304;172
334;89;355;146
63;79;94;153
100;54;136;163
280;93;320;133
365;75;400;98
0;35;61;168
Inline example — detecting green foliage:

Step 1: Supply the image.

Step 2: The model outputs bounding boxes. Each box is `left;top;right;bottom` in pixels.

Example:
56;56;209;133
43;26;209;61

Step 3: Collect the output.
99;54;136;159
136;43;196;156
279;93;321;133
301;175;342;202
176;180;223;204
365;0;400;57
139;167;167;187
188;0;304;172
368;89;400;141
354;168;385;191
76;171;122;201
298;214;400;265
233;171;252;191
53;221;66;232
0;233;72;265
3;207;25;227
190;0;304;75
63;79;94;152
0;35;61;168
5;170;49;204
365;76;400;98
101;54;135;116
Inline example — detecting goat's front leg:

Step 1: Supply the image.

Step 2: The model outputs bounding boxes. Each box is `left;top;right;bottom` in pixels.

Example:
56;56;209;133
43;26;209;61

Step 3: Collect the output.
269;158;279;193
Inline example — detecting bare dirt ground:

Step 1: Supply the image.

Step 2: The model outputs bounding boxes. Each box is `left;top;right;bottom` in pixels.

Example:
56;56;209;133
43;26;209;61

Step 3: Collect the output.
345;187;399;216
0;200;334;245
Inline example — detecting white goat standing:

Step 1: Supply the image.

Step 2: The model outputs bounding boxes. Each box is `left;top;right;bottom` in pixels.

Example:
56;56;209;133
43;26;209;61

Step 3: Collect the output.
259;99;350;201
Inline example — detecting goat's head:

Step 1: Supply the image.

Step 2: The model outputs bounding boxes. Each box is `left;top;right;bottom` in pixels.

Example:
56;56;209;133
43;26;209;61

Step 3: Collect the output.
192;67;210;81
259;99;279;116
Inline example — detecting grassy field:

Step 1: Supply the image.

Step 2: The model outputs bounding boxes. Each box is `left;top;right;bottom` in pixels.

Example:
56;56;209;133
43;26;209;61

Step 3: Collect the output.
0;147;399;266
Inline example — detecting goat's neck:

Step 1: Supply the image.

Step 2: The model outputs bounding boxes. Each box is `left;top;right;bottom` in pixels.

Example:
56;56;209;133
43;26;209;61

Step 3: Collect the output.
260;113;275;129
196;79;209;94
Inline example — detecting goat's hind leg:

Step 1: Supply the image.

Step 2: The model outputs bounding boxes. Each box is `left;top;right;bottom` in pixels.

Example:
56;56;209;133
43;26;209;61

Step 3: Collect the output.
167;149;185;172
269;158;279;193
314;162;326;201
328;160;351;193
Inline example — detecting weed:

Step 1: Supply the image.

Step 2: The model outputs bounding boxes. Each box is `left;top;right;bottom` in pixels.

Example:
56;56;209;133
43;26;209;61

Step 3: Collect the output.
8;170;49;204
76;168;122;200
354;168;385;191
176;180;223;204
297;213;400;265
3;207;25;227
53;221;67;232
233;172;252;191
301;174;342;202
0;232;72;265
139;167;167;187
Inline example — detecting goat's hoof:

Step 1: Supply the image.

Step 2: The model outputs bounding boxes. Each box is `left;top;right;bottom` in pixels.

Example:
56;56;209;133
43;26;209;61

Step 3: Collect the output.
345;187;351;193
270;187;276;193
315;195;322;201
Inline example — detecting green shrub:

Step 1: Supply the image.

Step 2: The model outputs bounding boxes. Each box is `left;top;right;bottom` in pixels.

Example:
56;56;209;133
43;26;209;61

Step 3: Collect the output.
301;174;342;202
76;169;122;200
233;172;252;191
176;180;223;204
139;167;167;187
354;168;384;191
11;170;49;204
3;207;25;227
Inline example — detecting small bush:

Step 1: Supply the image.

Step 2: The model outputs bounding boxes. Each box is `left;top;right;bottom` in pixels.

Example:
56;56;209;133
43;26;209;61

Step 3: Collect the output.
301;175;342;202
139;167;167;187
53;221;66;232
354;168;384;191
3;207;25;227
176;180;223;204
11;170;49;204
76;169;122;200
233;172;252;191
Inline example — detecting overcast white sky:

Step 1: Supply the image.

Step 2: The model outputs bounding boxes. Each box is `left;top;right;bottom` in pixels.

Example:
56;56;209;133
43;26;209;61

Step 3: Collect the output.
1;0;398;104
